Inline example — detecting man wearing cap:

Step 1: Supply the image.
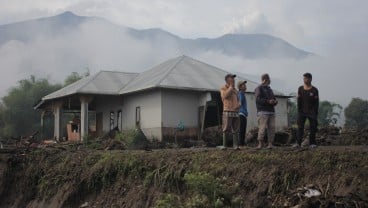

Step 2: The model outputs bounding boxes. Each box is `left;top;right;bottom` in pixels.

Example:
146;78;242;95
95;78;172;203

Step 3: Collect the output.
220;74;240;150
295;73;319;148
254;73;277;149
237;80;248;147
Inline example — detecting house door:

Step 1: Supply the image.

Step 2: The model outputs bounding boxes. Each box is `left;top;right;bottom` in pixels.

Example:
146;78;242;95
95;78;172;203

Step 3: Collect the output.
96;112;103;136
42;111;54;139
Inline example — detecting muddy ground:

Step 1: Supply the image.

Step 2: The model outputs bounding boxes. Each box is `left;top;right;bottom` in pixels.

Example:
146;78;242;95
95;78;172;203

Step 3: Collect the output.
0;145;366;208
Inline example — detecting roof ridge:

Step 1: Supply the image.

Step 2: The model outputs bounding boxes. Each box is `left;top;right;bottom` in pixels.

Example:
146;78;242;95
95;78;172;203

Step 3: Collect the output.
77;71;102;93
116;73;139;93
154;56;185;86
99;70;139;74
183;55;260;85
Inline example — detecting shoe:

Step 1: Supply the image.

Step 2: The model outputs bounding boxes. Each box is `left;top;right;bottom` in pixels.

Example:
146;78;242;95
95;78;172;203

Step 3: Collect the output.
217;146;227;150
292;143;300;148
301;139;310;147
309;144;318;149
256;141;264;150
233;146;240;150
266;144;274;149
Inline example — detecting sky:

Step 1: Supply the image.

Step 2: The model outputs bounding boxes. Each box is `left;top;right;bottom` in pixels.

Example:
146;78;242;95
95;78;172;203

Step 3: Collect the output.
0;0;367;106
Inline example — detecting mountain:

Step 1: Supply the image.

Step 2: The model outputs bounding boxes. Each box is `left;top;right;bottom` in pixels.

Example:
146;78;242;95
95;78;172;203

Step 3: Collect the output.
0;11;313;59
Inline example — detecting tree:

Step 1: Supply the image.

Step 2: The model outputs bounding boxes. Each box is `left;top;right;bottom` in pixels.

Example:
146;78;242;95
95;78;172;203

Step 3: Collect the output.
288;99;342;127
64;70;90;86
0;76;62;138
318;101;342;126
287;95;297;126
344;98;368;129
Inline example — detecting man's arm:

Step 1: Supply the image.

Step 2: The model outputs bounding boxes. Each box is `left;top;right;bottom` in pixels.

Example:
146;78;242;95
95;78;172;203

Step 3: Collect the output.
314;88;319;115
221;86;234;99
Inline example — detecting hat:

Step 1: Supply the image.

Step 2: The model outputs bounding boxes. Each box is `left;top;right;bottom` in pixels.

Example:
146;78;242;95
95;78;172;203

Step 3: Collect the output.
224;73;236;81
303;72;312;79
237;80;247;89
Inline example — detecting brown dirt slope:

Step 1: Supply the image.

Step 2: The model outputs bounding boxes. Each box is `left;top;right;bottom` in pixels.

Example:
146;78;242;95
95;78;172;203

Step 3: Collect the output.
0;146;367;208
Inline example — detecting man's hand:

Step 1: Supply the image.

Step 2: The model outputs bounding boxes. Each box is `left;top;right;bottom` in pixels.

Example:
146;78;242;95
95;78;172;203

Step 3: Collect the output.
268;99;278;105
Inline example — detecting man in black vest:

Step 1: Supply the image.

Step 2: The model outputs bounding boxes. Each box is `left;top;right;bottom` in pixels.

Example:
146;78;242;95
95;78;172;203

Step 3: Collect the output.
294;73;319;148
254;74;278;149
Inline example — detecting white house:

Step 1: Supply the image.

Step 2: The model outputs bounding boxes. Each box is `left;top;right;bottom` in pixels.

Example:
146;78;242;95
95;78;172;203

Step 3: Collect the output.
35;55;290;141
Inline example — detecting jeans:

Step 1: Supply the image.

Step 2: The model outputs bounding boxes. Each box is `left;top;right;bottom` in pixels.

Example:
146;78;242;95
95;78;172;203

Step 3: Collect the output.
297;113;318;145
239;115;247;145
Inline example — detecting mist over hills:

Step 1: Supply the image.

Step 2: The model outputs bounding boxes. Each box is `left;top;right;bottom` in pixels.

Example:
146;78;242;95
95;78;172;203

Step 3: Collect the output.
0;11;312;60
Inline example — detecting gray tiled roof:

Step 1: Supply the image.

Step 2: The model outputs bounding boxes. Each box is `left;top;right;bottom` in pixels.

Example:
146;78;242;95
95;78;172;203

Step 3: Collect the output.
42;55;284;102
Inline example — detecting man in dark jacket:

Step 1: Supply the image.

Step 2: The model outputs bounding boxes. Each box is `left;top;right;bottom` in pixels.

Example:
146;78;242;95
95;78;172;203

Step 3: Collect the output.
254;74;278;149
294;73;319;148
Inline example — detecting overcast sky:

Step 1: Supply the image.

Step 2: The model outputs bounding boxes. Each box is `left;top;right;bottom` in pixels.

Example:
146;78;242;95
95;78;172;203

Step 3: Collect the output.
0;0;367;106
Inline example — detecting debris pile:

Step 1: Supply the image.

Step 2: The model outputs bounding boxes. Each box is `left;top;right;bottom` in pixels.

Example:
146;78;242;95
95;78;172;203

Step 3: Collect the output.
278;183;367;208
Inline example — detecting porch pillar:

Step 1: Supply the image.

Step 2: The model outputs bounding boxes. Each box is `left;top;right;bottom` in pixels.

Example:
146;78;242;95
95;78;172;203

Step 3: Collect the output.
80;96;93;141
53;101;63;139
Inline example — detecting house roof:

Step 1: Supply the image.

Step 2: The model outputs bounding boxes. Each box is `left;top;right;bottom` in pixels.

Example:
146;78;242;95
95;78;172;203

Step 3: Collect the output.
40;55;286;104
119;55;284;95
42;71;138;100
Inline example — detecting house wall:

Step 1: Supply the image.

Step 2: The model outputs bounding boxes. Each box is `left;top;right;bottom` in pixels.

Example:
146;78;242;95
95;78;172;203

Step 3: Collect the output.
94;95;124;133
245;93;289;131
121;90;162;140
161;89;201;141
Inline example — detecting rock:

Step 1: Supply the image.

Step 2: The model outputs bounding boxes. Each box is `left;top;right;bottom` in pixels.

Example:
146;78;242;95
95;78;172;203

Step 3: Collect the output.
304;188;321;198
80;201;88;208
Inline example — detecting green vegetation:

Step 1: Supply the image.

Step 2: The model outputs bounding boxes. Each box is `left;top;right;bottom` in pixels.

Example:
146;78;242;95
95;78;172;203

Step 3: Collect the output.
63;70;90;86
0;76;61;138
0;72;90;139
115;128;148;149
288;99;342;126
0;148;367;207
345;97;368;129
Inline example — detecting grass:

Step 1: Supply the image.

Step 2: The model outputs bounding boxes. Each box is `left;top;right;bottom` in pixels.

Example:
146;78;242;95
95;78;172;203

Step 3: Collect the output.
1;147;367;207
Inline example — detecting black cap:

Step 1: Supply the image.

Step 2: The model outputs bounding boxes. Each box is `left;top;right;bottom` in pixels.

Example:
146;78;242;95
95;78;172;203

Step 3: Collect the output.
225;73;236;81
303;73;312;79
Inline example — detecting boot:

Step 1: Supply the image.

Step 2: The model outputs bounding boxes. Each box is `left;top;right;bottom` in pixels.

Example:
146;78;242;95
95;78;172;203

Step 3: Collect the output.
301;138;310;147
219;133;227;150
256;140;264;149
233;134;239;150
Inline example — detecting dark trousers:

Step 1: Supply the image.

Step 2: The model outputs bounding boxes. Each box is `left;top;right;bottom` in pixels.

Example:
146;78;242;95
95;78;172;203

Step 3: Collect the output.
239;115;247;145
297;113;318;145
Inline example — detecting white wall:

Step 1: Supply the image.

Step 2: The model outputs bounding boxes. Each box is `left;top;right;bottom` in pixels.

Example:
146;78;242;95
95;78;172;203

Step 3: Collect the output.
122;90;162;139
94;95;124;132
161;90;200;128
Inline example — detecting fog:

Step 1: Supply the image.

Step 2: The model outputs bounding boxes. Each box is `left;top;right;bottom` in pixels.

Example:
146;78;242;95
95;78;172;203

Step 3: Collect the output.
0;16;367;109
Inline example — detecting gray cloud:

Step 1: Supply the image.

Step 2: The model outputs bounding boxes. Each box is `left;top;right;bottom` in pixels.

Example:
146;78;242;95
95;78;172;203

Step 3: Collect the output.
0;0;367;107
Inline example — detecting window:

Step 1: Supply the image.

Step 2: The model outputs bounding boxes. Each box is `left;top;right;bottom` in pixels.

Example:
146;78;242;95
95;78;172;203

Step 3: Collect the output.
117;110;122;131
110;111;115;130
135;107;141;127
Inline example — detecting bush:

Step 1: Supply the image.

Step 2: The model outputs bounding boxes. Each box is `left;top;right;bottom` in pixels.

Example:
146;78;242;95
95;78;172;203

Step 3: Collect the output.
183;172;221;201
154;194;182;208
115;128;148;149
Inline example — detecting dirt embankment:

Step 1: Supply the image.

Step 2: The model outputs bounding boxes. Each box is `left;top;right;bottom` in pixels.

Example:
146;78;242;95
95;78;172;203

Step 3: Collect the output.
0;146;367;208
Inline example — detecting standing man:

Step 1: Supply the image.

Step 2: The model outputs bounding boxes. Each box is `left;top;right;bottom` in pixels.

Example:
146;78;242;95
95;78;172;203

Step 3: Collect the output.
220;74;240;150
295;73;319;148
237;80;248;147
254;74;278;149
